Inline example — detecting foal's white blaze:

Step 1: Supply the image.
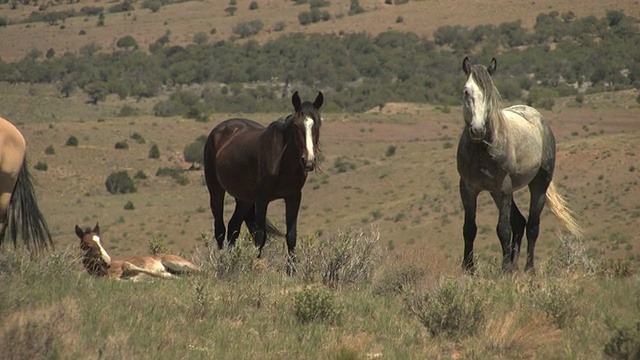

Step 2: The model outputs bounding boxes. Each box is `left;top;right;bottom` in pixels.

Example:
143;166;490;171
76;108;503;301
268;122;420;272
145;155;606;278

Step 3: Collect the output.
92;235;112;265
464;75;487;136
303;116;315;163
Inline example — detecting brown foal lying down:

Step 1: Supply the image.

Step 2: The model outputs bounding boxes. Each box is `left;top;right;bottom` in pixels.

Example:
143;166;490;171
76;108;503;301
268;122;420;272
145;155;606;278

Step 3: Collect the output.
75;223;199;280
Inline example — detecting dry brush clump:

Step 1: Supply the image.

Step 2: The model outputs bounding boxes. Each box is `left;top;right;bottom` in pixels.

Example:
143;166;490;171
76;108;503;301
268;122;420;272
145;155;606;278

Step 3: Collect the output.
408;277;485;340
295;226;381;287
545;234;597;276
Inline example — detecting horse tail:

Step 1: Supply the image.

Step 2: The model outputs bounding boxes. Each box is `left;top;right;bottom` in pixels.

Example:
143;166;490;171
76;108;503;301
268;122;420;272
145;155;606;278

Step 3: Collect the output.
546;181;583;239
266;218;285;237
6;157;53;252
203;131;215;179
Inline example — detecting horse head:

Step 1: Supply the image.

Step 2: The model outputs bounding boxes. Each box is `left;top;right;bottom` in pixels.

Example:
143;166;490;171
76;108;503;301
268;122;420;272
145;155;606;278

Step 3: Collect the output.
75;223;112;277
289;91;323;172
462;57;498;142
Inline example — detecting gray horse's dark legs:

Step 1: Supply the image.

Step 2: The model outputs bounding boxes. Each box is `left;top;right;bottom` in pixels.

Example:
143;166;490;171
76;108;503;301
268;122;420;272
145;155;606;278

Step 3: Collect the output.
227;200;253;248
510;200;527;268
493;191;515;272
460;181;478;272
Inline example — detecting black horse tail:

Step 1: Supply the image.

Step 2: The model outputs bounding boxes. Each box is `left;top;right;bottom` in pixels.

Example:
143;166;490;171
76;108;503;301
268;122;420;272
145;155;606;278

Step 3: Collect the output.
266;217;285;238
5;157;53;252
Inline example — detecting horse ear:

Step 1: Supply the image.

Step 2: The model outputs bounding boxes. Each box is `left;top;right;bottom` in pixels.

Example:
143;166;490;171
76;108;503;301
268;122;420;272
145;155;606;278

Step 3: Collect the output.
93;222;100;235
75;225;84;240
488;58;497;75
292;91;301;112
313;91;324;109
462;56;471;75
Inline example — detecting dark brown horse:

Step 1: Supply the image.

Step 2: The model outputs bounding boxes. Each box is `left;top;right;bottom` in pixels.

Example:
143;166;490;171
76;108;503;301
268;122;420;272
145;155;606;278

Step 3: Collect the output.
203;91;323;262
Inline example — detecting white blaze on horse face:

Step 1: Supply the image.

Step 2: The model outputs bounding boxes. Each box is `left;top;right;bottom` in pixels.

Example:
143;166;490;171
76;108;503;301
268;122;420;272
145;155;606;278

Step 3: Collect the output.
303;116;315;163
92;235;112;265
464;75;487;139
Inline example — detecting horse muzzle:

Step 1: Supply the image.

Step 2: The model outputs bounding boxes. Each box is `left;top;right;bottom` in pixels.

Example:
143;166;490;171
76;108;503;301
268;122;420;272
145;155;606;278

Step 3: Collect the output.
468;126;486;141
302;158;316;172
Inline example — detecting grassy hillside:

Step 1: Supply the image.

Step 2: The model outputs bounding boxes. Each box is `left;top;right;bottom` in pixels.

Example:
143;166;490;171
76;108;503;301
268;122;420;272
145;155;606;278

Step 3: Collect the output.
1;81;636;266
0;0;638;62
1;1;640;358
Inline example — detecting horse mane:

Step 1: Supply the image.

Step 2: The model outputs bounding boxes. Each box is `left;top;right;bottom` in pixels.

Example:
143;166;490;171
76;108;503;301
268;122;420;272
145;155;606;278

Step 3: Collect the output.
468;65;508;160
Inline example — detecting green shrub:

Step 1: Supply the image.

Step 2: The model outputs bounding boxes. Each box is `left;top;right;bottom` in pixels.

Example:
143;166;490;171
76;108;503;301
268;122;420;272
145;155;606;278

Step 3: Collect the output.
604;322;640;359
148;234;169;256
210;233;258;278
409;278;485;339
148;144;160;159
65;135;78;147
119;104;139;117
527;278;580;328
385;145;396;157
232;20;263;38
333;157;356;173
130;132;145;144
183;135;207;165
45;145;55;155
133;170;148;180
33;161;48;171
293;286;341;324
114;140;129;150
124;201;135;210
156;166;189;185
105;171;137;194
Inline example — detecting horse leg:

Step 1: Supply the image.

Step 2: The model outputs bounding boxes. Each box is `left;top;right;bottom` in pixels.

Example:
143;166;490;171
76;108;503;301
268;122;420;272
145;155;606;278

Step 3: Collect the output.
243;204;259;247
460;179;479;273
491;187;514;272
525;180;550;272
510;200;527;269
254;201;270;258
205;171;226;249
284;192;302;273
227;200;253;248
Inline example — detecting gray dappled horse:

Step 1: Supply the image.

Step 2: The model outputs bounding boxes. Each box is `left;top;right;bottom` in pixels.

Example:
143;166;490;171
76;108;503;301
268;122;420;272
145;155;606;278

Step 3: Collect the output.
457;57;582;273
203;91;323;266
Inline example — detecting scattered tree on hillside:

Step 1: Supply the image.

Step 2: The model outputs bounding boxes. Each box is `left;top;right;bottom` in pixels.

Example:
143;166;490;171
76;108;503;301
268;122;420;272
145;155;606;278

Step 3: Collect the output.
116;35;138;51
224;6;237;16
84;82;108;105
233;20;263;38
